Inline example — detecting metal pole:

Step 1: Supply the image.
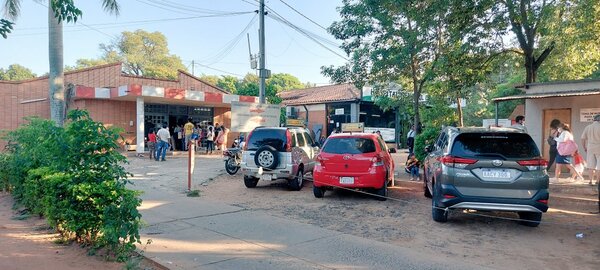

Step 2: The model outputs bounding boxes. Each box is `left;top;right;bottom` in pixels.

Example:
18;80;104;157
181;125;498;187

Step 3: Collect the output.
495;102;499;126
258;0;266;104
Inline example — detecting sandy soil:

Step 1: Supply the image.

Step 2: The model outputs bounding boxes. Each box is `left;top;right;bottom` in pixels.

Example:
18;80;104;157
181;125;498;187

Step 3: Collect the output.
0;192;163;270
198;173;599;270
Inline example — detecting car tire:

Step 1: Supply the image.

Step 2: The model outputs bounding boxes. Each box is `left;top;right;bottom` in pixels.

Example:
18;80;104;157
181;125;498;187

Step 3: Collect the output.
432;187;448;222
374;177;388;201
313;185;325;198
254;145;279;170
518;212;542;227
288;167;304;191
243;175;259;188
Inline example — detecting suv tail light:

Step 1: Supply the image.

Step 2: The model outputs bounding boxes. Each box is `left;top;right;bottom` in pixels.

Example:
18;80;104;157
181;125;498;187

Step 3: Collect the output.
285;130;292;152
371;154;384;167
243;131;253;151
439;155;477;169
517;159;548;171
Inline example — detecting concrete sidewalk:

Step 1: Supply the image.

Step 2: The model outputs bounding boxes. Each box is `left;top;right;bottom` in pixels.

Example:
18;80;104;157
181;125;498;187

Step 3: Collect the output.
125;153;484;270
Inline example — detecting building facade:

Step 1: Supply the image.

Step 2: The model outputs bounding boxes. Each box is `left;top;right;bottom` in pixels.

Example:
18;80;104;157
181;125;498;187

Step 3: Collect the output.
0;63;258;153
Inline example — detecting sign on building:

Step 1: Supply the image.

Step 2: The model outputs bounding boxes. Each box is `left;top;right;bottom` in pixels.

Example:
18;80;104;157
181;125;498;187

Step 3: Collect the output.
364;127;395;142
231;101;280;132
341;122;364;132
580;108;600;122
482;119;512;128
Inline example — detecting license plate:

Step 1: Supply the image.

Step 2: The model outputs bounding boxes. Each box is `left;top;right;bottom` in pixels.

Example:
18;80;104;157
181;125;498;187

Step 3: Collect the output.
340;177;354;184
482;169;511;179
260;174;272;181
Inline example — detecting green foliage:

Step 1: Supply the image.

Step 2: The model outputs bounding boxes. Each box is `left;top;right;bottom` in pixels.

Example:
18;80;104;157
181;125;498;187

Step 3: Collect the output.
414;126;441;163
199;74;219;86
216;75;239;93
0;110;141;261
0;18;14;38
0;64;37;80
64;58;110;72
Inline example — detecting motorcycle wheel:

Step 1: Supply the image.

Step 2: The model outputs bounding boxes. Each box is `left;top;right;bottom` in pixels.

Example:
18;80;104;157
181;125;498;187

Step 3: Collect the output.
225;158;240;175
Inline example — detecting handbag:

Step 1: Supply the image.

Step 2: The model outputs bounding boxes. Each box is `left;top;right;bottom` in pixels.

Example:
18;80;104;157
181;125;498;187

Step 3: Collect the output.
557;140;578;156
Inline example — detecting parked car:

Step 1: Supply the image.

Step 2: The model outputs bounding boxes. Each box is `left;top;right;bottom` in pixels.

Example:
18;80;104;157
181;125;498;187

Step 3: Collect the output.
422;127;549;226
312;133;395;201
241;126;319;191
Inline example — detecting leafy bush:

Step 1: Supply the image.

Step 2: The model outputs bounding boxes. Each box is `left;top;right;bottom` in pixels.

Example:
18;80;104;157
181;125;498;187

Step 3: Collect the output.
0;110;142;261
414;126;441;163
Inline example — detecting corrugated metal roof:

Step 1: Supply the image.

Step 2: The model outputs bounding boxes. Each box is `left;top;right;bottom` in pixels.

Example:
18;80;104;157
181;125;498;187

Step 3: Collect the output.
278;83;361;105
493;89;600;102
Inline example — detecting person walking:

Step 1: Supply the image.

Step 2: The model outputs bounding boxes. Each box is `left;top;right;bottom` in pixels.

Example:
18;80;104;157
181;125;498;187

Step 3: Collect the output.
581;114;600;185
217;126;229;152
511;115;528;133
206;126;215;154
554;123;583;182
407;125;416;154
156;123;171;161
147;128;157;160
547;119;561;171
183;118;194;151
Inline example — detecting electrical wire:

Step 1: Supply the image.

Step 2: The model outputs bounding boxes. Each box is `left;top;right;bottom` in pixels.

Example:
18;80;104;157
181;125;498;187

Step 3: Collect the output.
279;0;328;31
186;61;245;77
199;14;259;65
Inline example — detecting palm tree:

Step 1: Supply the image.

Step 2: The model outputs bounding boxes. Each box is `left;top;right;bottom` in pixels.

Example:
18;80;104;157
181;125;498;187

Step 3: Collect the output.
2;0;119;126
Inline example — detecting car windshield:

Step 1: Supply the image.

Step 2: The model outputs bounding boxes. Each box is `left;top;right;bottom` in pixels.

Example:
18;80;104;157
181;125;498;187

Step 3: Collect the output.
451;133;540;159
247;129;287;151
322;137;376;154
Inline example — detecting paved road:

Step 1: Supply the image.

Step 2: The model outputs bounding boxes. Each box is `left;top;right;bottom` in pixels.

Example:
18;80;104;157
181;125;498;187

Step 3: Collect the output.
125;152;484;270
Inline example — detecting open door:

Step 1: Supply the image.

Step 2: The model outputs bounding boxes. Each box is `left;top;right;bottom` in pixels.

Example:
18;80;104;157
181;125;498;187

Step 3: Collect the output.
542;109;571;161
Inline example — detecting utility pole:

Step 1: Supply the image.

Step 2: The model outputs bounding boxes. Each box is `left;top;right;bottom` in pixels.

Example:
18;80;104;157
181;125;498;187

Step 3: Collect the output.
258;0;267;104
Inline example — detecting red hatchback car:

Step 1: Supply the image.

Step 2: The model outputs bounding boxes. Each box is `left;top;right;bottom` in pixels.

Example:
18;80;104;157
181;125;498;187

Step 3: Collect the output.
312;133;395;200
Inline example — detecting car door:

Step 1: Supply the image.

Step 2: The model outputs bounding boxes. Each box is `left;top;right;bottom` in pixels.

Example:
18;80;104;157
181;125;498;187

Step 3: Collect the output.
376;137;394;174
303;130;319;171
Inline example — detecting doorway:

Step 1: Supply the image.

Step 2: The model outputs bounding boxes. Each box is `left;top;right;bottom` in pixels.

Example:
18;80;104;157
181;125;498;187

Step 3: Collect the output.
542;108;571;161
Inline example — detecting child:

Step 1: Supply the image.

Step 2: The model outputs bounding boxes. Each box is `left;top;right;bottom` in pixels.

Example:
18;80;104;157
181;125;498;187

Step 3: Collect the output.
147;128;157;160
405;153;420;181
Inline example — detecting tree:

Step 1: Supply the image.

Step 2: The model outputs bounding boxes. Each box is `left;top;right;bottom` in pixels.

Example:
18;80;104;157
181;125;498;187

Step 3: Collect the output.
0;64;36;80
198;74;219;86
2;0;120;127
496;0;600;83
64;58;110;71
99;30;186;80
216;75;239;93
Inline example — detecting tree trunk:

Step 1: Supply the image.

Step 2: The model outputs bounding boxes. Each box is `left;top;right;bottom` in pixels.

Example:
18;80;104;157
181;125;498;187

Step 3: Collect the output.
525;53;536;83
413;83;421;135
456;96;463;127
48;5;65;127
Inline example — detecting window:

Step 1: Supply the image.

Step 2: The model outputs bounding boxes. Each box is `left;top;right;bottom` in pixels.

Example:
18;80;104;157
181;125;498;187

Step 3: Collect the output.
322;138;376;154
304;132;315;146
451;133;540;159
246;129;287;151
296;131;306;147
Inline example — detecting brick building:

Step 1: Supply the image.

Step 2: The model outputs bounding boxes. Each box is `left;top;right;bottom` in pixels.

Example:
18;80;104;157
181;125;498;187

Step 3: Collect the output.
0;63;258;153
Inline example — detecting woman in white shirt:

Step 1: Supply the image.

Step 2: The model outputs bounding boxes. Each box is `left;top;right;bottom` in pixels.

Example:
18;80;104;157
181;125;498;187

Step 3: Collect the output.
554;123;583;182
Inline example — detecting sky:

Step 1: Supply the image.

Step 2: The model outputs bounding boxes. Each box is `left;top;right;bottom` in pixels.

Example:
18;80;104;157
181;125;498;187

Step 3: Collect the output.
0;0;348;85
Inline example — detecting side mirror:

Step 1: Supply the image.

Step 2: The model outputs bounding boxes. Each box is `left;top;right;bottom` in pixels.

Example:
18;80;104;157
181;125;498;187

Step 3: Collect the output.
388;148;396;154
425;145;433;153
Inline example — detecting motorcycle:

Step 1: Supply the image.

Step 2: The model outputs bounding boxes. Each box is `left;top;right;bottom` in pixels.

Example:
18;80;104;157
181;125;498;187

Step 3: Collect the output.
223;140;242;175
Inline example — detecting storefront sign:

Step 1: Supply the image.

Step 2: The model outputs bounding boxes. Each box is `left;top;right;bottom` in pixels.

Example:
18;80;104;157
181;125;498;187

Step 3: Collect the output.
580;108;600;122
286;119;305;127
231;101;281;132
364;127;395;142
335;108;344;115
341;122;364;132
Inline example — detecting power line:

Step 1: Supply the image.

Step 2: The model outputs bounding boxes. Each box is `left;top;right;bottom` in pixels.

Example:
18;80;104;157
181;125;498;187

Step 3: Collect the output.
279;0;328;31
187;61;246;77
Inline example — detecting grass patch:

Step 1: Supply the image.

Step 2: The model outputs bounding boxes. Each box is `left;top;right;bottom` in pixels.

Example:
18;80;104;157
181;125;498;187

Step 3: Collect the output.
187;190;201;197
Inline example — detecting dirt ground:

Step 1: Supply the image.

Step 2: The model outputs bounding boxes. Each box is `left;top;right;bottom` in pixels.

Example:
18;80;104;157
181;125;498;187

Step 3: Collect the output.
198;173;599;270
0;192;163;270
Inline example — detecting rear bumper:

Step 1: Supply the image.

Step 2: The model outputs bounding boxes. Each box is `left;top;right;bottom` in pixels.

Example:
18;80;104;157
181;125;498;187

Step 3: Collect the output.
313;166;386;188
241;163;297;180
437;184;549;213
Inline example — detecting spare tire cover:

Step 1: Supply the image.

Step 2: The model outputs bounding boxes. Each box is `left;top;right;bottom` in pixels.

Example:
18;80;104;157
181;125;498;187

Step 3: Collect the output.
254;145;279;170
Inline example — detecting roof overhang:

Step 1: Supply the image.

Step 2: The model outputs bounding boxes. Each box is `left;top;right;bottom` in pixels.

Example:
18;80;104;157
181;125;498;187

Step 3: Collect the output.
492;89;600;102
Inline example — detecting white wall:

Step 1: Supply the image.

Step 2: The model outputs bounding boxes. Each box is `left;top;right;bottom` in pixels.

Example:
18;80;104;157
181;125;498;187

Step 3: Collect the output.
291;104;326;111
526;95;600;154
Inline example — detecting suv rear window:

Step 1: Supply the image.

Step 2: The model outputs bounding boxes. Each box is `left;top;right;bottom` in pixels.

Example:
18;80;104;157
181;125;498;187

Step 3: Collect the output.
451;133;540;159
322;137;376;154
247;129;287;151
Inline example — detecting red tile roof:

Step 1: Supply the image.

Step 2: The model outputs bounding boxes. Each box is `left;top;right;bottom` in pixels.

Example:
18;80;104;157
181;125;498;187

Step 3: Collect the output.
278;83;361;105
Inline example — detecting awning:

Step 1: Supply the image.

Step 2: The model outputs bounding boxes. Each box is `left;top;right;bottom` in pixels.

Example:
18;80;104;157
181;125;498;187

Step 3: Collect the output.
493;89;600;102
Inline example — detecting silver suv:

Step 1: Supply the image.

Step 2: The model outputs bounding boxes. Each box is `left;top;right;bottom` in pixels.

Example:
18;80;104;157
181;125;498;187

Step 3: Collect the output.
423;127;549;227
241;127;319;191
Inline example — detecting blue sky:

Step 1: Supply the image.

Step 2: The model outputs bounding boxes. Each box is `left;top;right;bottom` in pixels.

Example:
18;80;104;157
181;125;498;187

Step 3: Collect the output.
0;0;347;84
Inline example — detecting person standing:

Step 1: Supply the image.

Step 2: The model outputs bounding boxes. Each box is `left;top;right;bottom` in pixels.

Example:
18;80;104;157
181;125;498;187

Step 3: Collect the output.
147;128;157;160
218;126;229;151
206;126;215;154
156;123;171;161
581;114;600;185
407;125;416;154
547;119;561;171
554;123;582;182
183;118;194;151
174;124;183;150
511;115;528;133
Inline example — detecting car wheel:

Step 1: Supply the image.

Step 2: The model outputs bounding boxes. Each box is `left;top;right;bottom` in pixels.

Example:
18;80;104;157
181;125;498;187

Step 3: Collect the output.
254;145;279;170
431;187;448;222
374;176;388;201
518;212;542;227
288;167;304;191
243;175;259;188
313;185;325;198
424;176;432;198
